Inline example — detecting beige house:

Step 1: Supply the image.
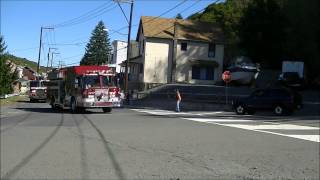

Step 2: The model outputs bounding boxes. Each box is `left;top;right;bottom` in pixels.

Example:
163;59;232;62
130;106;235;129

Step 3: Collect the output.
127;16;224;90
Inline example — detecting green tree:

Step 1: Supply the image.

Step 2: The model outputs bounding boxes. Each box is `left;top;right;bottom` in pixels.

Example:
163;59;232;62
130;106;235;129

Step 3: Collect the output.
0;36;7;54
175;13;183;19
239;0;287;68
0;35;15;95
187;0;251;64
80;21;112;65
281;0;320;79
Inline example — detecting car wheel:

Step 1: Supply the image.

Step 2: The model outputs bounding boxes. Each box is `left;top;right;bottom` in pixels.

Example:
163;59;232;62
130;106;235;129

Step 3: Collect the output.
235;104;245;115
70;98;77;113
274;105;284;115
102;107;112;113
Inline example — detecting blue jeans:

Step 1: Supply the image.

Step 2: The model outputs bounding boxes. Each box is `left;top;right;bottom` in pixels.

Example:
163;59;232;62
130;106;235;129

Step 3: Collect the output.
176;100;180;112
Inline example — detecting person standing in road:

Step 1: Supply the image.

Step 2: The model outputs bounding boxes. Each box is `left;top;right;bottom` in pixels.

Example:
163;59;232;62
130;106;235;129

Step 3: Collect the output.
175;89;181;112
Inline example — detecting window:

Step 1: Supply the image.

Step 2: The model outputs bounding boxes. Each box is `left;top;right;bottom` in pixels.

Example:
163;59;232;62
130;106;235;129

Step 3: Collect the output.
83;76;100;88
181;42;187;51
208;43;215;57
192;66;214;80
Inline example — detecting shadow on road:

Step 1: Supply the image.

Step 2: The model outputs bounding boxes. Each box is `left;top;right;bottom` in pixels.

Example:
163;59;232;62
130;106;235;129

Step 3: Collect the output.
81;114;126;180
14;107;108;114
1;113;64;179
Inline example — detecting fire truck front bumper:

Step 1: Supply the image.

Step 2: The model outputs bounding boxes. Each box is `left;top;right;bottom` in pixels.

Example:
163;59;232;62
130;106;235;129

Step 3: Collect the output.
82;98;121;108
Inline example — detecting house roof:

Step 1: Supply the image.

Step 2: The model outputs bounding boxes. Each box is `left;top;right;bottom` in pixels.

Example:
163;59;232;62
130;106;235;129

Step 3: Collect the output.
138;16;224;43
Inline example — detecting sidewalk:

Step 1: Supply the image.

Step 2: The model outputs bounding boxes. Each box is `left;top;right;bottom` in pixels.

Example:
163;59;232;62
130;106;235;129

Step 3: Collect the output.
124;99;231;112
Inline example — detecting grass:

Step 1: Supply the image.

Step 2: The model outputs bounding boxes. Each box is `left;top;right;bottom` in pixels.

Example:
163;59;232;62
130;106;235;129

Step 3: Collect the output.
0;95;29;106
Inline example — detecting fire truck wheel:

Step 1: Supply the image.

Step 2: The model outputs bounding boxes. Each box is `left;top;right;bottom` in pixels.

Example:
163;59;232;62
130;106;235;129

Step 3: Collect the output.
70;98;77;113
102;107;112;113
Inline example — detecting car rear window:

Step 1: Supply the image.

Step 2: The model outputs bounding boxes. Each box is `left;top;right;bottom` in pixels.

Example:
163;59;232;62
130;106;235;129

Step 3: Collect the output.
283;72;300;79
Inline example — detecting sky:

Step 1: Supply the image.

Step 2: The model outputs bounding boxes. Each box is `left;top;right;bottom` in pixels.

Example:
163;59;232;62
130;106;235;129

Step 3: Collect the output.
1;0;216;68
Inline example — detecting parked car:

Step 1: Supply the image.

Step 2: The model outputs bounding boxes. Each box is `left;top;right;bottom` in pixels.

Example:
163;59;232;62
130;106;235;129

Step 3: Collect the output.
228;65;259;85
232;88;302;115
227;56;260;85
278;72;305;89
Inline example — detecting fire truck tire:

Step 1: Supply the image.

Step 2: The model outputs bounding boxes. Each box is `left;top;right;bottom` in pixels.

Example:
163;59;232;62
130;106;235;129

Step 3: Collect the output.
70;98;77;113
102;107;112;113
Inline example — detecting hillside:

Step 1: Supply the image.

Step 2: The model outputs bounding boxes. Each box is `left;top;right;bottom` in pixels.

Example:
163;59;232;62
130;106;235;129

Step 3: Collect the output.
4;54;47;73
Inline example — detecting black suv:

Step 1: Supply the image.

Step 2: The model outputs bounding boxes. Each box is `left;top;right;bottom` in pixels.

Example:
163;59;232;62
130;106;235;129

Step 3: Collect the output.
278;72;304;89
232;88;302;115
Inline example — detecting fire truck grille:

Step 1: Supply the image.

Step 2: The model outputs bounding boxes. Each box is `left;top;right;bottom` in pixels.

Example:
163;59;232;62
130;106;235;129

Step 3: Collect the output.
37;89;45;96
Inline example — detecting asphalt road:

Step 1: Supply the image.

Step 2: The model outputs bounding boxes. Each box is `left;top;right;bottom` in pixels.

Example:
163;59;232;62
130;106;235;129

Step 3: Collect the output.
1;101;319;179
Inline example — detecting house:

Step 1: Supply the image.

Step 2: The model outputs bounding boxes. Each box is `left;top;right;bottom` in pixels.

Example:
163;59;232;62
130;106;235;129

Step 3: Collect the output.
112;40;127;73
22;67;36;80
112;40;139;73
126;16;224;90
12;78;29;94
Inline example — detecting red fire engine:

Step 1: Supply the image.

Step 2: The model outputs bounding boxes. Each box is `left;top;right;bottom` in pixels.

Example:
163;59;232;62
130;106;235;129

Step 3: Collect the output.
47;65;121;113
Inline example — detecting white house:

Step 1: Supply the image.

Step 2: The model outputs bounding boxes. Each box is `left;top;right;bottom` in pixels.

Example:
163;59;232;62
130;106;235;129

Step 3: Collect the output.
112;40;127;73
125;16;225;90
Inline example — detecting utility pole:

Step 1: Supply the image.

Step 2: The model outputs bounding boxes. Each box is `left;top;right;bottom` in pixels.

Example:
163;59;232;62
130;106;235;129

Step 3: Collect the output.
51;52;60;68
125;0;133;96
58;60;64;68
37;26;54;74
114;0;134;97
46;47;57;72
171;21;178;83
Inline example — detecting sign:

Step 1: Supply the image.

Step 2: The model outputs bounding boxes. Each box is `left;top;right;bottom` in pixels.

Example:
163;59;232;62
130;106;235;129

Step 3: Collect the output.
222;70;231;83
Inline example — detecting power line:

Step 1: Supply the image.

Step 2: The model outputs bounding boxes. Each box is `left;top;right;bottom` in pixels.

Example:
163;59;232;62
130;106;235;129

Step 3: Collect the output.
116;1;129;24
47;42;87;46
58;45;129;65
52;3;117;28
53;29;57;46
60;54;84;61
110;0;189;36
52;2;113;27
149;0;222;37
10;46;39;53
173;0;202;18
139;0;188;26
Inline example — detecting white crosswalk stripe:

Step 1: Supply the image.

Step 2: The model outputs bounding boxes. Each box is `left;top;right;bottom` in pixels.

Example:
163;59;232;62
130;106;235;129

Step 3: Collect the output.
184;118;320;143
132;109;320;143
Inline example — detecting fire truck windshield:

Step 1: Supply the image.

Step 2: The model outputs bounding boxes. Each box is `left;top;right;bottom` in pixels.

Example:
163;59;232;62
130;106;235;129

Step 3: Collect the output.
101;76;116;87
83;75;115;88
